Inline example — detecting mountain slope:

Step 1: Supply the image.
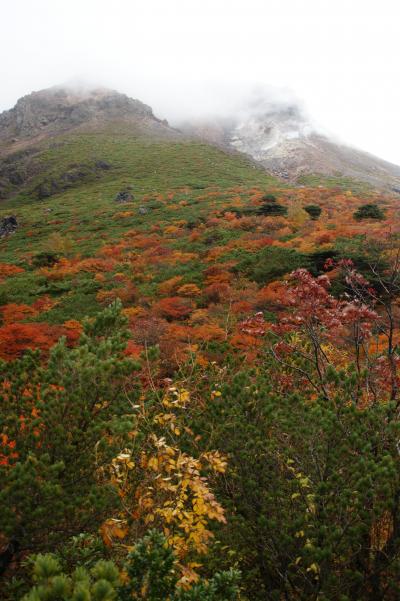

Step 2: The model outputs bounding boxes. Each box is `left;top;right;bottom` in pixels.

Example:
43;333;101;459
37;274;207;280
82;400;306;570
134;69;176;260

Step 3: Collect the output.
0;92;397;362
0;86;188;201
180;101;400;190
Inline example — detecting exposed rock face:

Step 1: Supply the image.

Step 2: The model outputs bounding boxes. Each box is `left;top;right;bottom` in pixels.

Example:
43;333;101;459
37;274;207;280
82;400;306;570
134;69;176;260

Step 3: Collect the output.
114;190;134;203
180;99;400;189
0;86;175;144
0;215;18;237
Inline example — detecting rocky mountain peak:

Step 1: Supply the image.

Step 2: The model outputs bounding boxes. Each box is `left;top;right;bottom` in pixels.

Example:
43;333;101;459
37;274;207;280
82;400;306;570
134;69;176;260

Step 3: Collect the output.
0;85;167;142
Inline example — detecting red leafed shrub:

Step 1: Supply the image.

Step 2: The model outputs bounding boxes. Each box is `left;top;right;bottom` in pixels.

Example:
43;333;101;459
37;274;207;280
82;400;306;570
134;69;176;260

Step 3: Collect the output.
159;326;192;373
0;433;18;466
32;296;57;313
63;320;83;345
0;322;64;360
153;297;193;320
316;233;333;245
130;316;168;346
272;268;378;344
240;312;270;337
0;297;57;326
0;303;37;325
124;339;144;358
203;283;232;304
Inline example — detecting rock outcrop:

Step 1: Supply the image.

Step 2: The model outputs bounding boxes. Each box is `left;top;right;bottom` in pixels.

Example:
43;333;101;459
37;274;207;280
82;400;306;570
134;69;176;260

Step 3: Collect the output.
0;86;176;145
114;190;134;203
0;215;18;237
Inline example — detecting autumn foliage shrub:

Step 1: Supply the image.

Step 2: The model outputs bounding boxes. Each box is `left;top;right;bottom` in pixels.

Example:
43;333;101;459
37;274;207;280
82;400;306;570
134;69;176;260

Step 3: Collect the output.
96;283;137;306
153;297;193;320
0;263;24;281
0;322;65;360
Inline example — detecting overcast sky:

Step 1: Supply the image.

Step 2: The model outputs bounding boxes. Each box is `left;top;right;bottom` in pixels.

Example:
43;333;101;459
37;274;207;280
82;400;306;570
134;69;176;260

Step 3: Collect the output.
1;0;400;163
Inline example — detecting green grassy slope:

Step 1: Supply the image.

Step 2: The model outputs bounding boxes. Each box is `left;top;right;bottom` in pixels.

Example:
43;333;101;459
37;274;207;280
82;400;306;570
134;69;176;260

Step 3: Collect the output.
0;130;279;320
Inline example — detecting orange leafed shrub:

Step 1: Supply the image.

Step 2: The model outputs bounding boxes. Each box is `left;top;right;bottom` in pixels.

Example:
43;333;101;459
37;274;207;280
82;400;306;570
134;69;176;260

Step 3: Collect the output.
159;332;192;370
113;272;127;282
205;247;227;262
189;309;209;325
231;301;254;315
38;258;76;281
128;234;161;249
75;257;117;273
189;231;201;242
96;283;137;306
114;211;133;219
100;518;129;547
99;243;126;258
192;324;226;342
204;266;232;286
167;251;198;265
256;281;288;309
223;211;239;222
177;283;201;297
122;306;147;323
153;297;193;320
123;339;144;358
0;263;24;281
246;237;274;250
157;276;183;296
230;332;262;350
164;224;181;235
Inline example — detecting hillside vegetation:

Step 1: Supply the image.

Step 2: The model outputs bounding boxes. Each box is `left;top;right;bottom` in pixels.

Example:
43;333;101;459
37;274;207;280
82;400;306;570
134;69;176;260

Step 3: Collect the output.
2;125;400;600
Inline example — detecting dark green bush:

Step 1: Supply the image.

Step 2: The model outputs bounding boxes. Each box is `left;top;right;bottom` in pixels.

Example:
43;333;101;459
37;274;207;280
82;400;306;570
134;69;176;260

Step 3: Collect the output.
257;201;287;216
304;204;322;219
31;252;60;268
353;203;385;220
23;532;240;601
